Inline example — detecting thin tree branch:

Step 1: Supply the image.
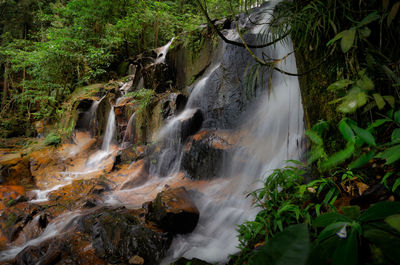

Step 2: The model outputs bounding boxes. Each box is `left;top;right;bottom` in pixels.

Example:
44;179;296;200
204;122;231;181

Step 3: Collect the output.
195;0;288;49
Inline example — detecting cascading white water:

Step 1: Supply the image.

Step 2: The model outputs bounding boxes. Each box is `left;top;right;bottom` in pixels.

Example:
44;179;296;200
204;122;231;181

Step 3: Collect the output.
0;211;81;262
121;112;136;148
155;38;175;64
101;107;116;152
162;1;304;263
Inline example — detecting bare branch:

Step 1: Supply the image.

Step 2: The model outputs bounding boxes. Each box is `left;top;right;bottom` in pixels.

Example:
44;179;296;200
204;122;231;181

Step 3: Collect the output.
195;0;288;49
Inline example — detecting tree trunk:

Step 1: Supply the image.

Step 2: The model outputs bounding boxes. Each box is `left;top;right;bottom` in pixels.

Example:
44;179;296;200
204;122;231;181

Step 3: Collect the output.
2;62;9;107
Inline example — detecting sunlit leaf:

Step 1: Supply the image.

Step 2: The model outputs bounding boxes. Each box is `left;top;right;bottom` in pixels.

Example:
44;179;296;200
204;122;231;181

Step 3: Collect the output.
373;93;386;109
337;91;367;113
340;29;356;53
327;79;353;91
338;119;355;143
320;143;355;170
357;12;380;27
376;144;400;164
383;95;395;108
349;123;376;146
305;130;323;145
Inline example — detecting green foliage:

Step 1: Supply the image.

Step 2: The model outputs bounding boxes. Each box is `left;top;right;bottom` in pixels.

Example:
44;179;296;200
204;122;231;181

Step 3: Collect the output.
248;224;310;265
310;202;400;265
125;88;155;114
44;132;61;146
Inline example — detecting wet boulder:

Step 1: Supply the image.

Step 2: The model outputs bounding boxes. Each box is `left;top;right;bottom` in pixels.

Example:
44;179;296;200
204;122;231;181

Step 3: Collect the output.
47;178;112;210
78;207;172;265
181;130;232;180
176;108;204;142
0;153;32;186
145;186;199;234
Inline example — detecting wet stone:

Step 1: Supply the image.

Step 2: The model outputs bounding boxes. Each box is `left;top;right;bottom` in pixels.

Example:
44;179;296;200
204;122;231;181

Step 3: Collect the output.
145;186;199;234
181;130;232;180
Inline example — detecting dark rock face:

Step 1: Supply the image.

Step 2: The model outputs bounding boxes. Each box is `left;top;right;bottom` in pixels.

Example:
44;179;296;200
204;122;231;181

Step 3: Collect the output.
178;108;204;142
162;93;188;120
78;207;172;265
146;187;199;234
181;130;232;180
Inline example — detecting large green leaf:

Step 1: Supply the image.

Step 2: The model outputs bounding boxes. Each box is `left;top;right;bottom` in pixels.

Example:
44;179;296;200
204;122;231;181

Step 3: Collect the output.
360;201;400;222
357;12;380;27
327;79;353;91
248;224;310;265
338;119;355;143
305;130;323;145
340;29;356;53
348;151;375;169
337;91;367;113
370;118;391;128
332;228;358;265
320;143;355;170
349;123;376;146
383;95;395;108
376;144;400;164
311;120;329;135
385;214;400;232
307;146;325;165
318;222;350;242
314;212;350;228
373;93;386;109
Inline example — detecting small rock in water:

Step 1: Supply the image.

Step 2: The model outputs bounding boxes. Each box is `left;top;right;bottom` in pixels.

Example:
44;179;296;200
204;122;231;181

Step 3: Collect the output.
129;255;145;264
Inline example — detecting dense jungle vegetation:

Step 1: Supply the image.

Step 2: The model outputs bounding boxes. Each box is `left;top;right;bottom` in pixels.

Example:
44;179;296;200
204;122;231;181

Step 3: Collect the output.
1;0;400;264
0;0;251;136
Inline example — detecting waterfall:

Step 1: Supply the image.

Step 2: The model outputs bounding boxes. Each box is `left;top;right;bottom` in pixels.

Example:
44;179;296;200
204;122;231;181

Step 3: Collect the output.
155;37;175;64
162;2;304;263
121;112;136;148
0;2;305;263
101;107;116;152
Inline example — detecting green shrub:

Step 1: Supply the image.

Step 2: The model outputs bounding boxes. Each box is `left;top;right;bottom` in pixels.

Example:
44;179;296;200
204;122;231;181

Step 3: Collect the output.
44;133;61;146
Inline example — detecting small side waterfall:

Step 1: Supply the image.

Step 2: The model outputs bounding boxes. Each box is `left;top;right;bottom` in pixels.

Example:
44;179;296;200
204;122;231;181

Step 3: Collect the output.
121;112;136;148
101;107;116;152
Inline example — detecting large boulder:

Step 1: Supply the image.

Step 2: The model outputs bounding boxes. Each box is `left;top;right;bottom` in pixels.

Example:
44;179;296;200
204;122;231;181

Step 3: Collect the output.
11;206;172;265
145;186;199;234
0;153;32;186
78;207;172;265
181;130;232;180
